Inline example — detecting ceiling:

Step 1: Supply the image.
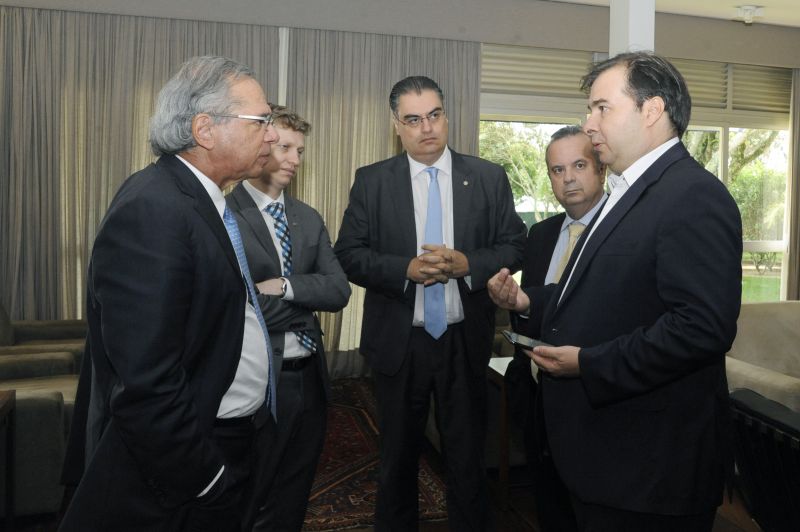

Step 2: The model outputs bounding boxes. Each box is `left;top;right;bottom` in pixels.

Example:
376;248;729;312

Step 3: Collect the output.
547;0;800;28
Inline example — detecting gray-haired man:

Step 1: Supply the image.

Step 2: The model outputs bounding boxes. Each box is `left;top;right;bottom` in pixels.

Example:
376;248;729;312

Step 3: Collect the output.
61;56;278;532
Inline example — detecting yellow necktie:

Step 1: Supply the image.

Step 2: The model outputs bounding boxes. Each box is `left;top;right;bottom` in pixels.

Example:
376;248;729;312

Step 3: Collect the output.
554;222;586;282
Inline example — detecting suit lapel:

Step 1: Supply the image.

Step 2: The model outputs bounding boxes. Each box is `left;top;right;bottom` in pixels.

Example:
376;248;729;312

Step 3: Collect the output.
553;143;689;315
389;155;418;257
450;150;470;250
284;196;304;271
229;184;282;271
162;155;240;277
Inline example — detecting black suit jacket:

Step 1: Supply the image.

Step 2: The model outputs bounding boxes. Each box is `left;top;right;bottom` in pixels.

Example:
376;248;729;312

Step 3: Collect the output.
334;149;526;377
62;155;252;527
520;212;565;288
522;142;742;515
226;183;351;400
505;212;564;424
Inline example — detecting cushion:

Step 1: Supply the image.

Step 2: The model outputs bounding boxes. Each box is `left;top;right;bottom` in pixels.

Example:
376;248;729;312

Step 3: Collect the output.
0;352;76;380
0;302;13;346
729;302;800;378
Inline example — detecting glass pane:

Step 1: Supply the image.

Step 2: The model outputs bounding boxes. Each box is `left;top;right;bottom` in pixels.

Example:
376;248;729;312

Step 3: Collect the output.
728;128;788;303
479;121;572;228
682;128;721;178
727;128;788;242
742;251;783;302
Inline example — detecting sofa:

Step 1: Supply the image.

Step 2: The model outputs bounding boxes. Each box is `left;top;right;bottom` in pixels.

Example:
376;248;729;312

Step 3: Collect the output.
726;301;800;413
0;301;86;362
0;298;85;518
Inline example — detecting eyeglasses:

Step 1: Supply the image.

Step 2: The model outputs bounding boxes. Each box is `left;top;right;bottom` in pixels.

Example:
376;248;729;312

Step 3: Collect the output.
394;109;445;128
212;114;274;129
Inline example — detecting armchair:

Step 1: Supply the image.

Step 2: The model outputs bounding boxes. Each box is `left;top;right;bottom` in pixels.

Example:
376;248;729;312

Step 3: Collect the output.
725;301;800;412
0;350;80;517
730;389;800;532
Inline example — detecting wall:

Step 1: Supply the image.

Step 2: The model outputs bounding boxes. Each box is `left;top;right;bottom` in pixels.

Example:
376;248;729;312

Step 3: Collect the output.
2;0;799;68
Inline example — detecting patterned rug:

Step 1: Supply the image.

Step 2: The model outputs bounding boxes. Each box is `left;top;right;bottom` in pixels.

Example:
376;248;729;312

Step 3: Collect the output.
303;378;448;531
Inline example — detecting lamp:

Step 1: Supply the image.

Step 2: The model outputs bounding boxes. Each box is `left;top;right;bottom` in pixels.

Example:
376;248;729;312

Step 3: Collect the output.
737;5;764;26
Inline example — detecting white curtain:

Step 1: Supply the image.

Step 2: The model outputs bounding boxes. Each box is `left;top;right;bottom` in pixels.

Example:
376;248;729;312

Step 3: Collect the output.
0;5;280;318
285;28;480;377
0;6;483;377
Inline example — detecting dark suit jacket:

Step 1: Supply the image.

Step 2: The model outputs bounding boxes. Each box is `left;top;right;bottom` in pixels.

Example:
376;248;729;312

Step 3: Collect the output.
522;142;742;515
226;183;351;399
505;213;564;425
62;155;252;527
520;212;565;288
334;149;526;377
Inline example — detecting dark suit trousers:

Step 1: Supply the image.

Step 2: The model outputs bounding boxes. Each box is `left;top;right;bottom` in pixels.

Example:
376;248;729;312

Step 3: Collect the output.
249;356;327;532
373;323;490;532
58;420;263;532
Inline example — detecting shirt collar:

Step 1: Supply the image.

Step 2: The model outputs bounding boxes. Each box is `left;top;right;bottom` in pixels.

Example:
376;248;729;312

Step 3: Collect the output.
408;146;451;179
560;192;608;232
614;136;680;189
242;180;285;211
176;155;226;218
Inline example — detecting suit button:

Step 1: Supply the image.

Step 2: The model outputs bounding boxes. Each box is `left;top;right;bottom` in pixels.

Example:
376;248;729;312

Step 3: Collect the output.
550;328;558;335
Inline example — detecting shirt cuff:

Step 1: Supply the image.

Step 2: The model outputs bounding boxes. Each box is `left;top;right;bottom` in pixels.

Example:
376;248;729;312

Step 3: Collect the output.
197;465;224;497
282;277;295;300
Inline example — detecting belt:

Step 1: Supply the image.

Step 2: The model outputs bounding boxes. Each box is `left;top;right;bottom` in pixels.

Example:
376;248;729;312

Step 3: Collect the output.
282;355;313;371
213;413;256;428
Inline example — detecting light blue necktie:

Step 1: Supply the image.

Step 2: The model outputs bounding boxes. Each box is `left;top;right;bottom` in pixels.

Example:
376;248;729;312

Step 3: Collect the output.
265;202;317;353
423;167;447;339
223;206;276;419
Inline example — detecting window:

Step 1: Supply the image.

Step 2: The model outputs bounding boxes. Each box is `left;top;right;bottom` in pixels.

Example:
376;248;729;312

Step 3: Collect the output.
479;121;571;227
479;44;793;302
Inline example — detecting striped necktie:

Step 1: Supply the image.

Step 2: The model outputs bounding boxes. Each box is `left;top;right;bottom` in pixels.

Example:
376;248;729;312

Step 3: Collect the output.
265;202;317;353
222;206;276;419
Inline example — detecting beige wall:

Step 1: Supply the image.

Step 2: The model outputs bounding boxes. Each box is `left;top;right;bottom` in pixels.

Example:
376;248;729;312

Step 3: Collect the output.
2;0;799;67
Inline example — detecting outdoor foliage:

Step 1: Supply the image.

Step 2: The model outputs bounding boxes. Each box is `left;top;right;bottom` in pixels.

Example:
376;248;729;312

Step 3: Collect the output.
683;128;785;242
478;121;560;223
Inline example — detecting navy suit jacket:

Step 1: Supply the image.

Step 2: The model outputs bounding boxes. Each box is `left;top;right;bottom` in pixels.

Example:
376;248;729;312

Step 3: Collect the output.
62;155;252;528
522;142;742;515
334;149;526;377
505;212;564;424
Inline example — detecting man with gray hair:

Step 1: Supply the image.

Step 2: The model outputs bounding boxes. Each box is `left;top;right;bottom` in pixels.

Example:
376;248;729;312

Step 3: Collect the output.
60;56;278;532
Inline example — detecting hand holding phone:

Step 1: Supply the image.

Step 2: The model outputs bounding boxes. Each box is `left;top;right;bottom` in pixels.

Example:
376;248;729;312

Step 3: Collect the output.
502;329;551;350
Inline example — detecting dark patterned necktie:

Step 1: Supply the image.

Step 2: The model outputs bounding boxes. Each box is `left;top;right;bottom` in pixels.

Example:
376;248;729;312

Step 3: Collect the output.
265;202;317;353
222;206;276;419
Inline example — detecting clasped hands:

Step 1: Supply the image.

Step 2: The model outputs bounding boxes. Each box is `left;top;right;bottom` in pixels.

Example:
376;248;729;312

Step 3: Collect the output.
487;268;580;377
407;244;469;286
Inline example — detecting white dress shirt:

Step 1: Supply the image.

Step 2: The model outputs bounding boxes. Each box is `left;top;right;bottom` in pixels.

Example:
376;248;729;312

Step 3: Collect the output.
558;137;680;304
544;194;608;285
176;156;270;418
408;147;465;327
242;180;309;360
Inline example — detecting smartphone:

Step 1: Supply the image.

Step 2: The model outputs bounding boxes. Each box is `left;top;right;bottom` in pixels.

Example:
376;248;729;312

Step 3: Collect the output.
502;329;550;350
